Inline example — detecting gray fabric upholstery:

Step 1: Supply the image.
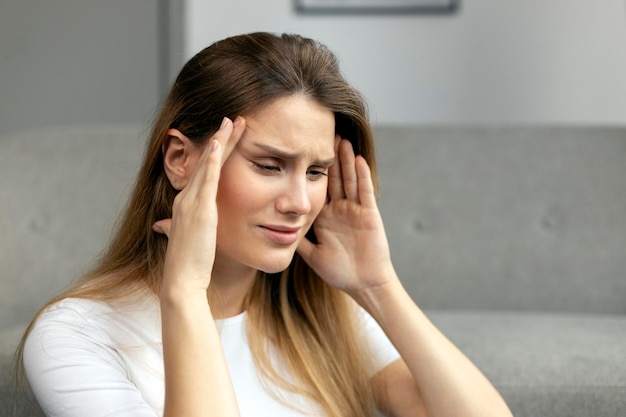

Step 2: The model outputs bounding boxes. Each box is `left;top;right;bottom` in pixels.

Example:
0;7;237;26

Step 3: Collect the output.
0;125;145;330
1;125;625;417
375;126;626;314
429;311;626;417
1;126;144;417
373;126;626;416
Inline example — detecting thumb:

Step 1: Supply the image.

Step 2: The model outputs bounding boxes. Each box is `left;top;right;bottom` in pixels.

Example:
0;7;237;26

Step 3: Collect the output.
296;236;315;265
153;219;172;238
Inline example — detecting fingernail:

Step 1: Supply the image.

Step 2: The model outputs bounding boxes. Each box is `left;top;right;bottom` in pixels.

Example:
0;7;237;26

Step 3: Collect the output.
220;117;230;130
210;140;219;152
233;117;242;127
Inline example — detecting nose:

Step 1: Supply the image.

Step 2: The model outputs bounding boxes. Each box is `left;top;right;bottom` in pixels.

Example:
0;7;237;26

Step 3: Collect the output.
275;176;312;215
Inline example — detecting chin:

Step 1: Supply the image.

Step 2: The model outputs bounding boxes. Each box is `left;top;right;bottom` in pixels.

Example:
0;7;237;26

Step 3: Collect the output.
256;257;295;274
259;266;288;275
248;247;299;274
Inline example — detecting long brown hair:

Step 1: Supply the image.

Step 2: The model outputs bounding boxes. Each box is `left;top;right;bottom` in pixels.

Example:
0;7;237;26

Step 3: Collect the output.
17;32;382;416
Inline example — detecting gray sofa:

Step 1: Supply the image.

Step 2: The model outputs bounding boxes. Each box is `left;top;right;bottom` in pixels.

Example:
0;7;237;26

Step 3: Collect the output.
1;125;625;416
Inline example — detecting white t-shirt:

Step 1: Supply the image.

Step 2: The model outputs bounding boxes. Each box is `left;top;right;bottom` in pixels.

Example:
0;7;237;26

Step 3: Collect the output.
23;291;400;417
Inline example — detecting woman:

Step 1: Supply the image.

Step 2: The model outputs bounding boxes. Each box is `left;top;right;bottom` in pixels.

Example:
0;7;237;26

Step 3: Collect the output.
18;32;512;417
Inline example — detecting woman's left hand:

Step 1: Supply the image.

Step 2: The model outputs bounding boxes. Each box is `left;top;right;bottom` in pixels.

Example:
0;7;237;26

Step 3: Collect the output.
300;141;514;417
297;138;398;296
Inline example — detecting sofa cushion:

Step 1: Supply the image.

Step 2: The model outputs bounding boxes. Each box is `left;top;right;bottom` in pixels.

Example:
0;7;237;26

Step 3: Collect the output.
429;311;626;417
6;312;623;417
0;323;44;417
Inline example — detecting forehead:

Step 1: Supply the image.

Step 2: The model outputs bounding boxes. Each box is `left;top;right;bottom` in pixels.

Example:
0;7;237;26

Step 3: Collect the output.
240;95;336;157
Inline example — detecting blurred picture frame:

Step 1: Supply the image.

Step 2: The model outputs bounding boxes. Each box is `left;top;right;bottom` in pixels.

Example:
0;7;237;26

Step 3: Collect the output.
295;0;458;14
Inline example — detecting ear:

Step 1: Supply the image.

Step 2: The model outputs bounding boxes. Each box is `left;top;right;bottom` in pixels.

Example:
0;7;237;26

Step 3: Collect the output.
163;129;200;190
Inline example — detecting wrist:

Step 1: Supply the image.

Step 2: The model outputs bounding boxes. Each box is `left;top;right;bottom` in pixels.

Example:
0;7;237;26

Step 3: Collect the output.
348;276;407;319
160;282;209;309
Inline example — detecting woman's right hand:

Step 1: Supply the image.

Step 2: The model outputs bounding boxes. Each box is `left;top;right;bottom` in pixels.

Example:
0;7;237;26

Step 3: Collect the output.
153;117;246;293
157;117;246;417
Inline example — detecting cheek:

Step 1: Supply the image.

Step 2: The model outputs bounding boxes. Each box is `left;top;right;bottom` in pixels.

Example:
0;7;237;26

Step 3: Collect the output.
216;159;271;218
215;163;248;214
310;182;329;216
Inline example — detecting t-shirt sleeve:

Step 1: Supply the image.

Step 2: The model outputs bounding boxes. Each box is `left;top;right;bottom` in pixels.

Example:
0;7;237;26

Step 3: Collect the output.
23;304;158;417
357;307;401;374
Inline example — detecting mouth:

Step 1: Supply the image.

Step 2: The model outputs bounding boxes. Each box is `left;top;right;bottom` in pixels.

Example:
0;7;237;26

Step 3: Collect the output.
259;225;302;245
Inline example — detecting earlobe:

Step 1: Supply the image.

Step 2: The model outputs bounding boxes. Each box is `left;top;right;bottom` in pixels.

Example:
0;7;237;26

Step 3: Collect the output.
163;129;197;190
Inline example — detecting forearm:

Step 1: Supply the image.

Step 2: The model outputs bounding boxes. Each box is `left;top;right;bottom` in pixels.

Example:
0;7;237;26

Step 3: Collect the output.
161;289;240;417
352;278;512;417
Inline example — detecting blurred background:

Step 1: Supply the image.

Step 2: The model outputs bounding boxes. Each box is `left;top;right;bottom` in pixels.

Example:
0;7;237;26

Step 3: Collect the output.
2;0;626;137
2;4;626;416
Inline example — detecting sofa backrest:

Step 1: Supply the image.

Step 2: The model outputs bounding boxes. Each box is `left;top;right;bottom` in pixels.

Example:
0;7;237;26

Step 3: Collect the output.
0;125;145;331
374;126;626;314
1;125;625;334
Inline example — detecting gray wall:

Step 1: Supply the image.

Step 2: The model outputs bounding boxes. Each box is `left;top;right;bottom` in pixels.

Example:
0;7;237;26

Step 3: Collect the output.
4;1;626;131
184;0;626;126
0;0;163;137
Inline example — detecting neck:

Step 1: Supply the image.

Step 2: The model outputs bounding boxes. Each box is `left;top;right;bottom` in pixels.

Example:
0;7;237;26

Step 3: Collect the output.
209;254;258;319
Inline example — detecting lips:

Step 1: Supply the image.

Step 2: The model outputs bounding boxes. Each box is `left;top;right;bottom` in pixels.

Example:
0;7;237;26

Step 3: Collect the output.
259;225;302;245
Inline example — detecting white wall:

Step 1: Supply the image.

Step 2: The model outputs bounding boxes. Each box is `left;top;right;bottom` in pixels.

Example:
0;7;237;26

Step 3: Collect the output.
182;0;626;125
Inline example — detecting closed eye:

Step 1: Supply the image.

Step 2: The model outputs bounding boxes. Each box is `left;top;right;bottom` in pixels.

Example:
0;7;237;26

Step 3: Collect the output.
251;160;328;180
307;168;328;180
252;161;281;174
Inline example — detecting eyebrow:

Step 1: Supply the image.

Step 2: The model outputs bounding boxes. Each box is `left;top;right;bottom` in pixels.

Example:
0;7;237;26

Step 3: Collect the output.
252;142;336;167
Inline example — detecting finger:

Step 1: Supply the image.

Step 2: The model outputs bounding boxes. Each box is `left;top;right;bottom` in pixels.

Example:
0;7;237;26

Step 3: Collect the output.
184;116;244;198
219;116;245;167
196;115;245;201
153;219;172;238
194;138;224;203
339;140;358;202
201;117;233;165
296;233;315;265
181;118;233;198
328;135;345;200
355;155;377;208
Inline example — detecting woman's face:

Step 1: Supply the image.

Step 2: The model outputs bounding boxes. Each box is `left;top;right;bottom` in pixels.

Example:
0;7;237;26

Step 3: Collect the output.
214;95;336;274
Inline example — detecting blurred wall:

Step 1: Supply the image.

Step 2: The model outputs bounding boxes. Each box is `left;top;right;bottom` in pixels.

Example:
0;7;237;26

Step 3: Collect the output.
182;0;626;125
0;0;162;137
2;1;625;133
